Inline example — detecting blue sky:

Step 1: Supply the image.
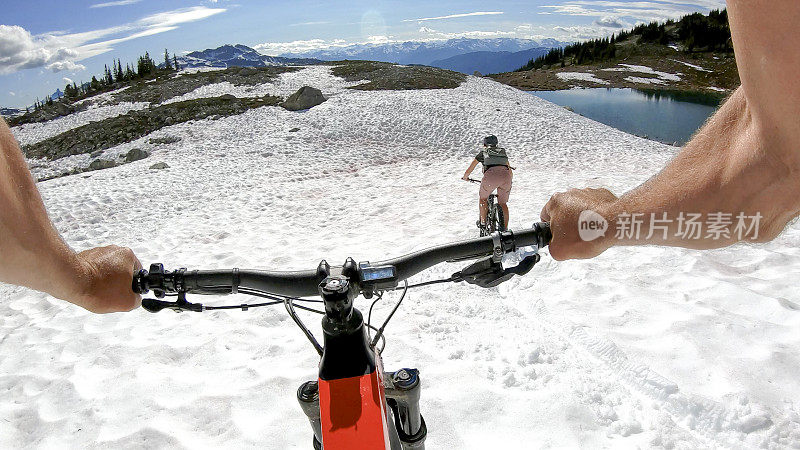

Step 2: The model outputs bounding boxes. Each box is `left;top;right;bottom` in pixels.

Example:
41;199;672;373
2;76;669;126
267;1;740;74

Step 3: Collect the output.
1;0;725;108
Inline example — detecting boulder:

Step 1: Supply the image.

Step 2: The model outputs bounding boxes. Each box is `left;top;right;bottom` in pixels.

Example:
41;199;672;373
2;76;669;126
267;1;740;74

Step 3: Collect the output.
280;86;326;111
90;150;104;158
125;148;150;162
473;71;483;77
89;159;117;170
220;94;236;101
149;162;170;170
289;127;300;132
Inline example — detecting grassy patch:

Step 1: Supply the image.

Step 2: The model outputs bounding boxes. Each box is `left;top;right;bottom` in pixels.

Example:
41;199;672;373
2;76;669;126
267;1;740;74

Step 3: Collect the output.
328;61;466;90
10;66;299;127
23;94;281;160
109;66;299;104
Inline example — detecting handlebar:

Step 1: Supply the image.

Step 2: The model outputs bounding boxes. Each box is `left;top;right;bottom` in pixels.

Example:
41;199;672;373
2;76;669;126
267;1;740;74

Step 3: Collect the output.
133;223;551;299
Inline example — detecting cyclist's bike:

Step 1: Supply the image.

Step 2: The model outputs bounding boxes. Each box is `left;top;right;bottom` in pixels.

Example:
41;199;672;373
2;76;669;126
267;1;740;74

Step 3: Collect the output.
466;178;505;236
133;223;551;449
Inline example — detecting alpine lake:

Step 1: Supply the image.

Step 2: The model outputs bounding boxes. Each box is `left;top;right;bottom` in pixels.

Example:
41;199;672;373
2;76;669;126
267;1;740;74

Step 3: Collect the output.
530;88;723;146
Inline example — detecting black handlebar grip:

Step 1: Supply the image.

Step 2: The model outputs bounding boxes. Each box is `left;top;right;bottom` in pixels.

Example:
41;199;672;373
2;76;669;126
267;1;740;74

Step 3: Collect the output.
132;269;148;294
536;222;552;247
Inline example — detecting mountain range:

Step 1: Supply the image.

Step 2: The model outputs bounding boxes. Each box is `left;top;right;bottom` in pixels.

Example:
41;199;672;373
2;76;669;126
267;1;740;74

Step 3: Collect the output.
276;38;567;67
1;107;22;117
163;39;569;77
176;44;320;69
430;47;553;75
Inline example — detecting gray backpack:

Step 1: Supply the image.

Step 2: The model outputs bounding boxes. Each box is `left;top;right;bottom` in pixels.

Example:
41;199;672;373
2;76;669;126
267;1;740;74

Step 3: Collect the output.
483;146;509;167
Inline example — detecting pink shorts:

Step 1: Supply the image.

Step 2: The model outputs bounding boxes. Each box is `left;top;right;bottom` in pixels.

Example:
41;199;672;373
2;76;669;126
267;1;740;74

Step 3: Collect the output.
479;166;512;203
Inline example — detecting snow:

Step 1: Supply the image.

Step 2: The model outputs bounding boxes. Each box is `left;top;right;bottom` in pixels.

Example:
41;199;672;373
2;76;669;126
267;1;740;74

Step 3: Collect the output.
176;66;227;75
555;72;609;85
624;76;666;85
708;86;727;92
670;59;712;73
12;67;359;148
602;64;682;82
2;72;800;448
73;86;131;107
11;102;150;146
162;66;363;105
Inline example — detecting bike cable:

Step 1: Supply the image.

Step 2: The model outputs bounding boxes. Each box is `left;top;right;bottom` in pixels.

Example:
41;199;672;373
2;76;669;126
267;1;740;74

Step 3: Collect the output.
367;292;388;353
370;280;408;348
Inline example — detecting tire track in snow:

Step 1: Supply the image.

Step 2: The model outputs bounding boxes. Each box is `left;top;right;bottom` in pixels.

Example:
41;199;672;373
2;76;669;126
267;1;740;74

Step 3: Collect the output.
514;294;800;449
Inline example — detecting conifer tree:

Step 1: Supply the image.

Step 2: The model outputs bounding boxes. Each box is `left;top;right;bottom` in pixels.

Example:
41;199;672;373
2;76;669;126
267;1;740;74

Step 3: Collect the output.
164;48;172;70
173;54;180;71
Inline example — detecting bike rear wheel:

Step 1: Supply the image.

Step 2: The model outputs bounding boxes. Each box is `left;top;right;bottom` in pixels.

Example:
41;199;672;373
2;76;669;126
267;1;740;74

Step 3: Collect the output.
495;202;506;232
486;195;504;233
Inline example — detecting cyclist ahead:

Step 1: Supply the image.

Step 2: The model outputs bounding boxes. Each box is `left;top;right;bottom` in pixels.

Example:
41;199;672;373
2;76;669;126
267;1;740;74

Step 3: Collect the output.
462;135;512;231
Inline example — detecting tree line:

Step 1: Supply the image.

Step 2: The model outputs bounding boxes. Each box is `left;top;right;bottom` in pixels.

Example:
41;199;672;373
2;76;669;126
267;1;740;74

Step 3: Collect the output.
30;49;180;112
517;8;732;71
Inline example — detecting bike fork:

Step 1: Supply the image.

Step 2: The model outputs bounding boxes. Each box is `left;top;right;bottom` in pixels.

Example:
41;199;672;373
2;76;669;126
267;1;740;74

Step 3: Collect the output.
297;369;427;449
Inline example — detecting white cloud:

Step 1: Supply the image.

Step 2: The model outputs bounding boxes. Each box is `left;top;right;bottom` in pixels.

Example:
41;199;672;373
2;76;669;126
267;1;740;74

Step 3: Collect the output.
62;77;73;84
366;35;392;44
290;21;331;27
8;91;14;96
253;39;350;55
594;16;626;28
404;11;504;22
47;61;87;72
90;0;142;8
0;7;225;75
541;0;725;24
414;26;521;40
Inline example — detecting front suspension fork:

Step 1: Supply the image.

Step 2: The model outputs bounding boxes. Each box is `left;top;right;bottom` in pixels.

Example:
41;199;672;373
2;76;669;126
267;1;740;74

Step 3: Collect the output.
297;368;427;450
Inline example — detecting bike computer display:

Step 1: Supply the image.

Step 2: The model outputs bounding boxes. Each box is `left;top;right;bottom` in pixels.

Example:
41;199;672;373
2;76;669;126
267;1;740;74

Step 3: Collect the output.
358;262;398;290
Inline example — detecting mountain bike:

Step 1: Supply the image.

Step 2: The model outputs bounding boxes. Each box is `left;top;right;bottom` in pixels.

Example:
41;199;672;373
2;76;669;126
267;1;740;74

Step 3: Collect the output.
466;178;505;236
133;223;551;449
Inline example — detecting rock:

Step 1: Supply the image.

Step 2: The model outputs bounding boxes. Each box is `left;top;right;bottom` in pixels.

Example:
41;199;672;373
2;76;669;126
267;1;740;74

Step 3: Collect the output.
90;150;104;158
220;94;236;101
289;127;300;132
125;148;150;162
89;159;117;170
149;162;170;170
149;135;181;145
165;117;174;126
238;67;257;77
281;86;326;111
473;71;483;77
563;106;574;112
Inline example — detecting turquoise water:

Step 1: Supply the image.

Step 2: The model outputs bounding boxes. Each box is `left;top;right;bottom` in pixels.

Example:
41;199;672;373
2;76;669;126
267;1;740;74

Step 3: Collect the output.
530;88;721;146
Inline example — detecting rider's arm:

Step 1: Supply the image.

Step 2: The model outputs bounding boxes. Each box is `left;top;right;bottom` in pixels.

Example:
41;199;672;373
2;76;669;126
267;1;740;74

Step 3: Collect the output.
541;1;800;260
0;119;141;313
462;158;479;180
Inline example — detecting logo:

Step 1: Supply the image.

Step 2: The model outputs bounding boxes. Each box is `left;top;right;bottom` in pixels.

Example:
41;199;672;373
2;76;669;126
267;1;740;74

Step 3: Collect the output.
578;210;608;241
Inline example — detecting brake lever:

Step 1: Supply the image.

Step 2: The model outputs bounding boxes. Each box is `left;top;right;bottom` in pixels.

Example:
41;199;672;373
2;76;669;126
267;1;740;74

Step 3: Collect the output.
453;253;541;288
141;292;204;313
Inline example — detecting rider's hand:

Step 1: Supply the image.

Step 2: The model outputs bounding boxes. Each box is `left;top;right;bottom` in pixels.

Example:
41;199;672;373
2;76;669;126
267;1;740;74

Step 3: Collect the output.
70;246;142;313
462;175;470;181
540;188;619;260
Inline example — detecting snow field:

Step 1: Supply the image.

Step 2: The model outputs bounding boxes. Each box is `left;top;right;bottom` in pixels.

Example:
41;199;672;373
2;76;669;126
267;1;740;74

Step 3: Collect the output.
602;64;683;82
11;102;150;147
556;72;610;85
162;66;363;105
1;73;799;448
12;66;363;149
